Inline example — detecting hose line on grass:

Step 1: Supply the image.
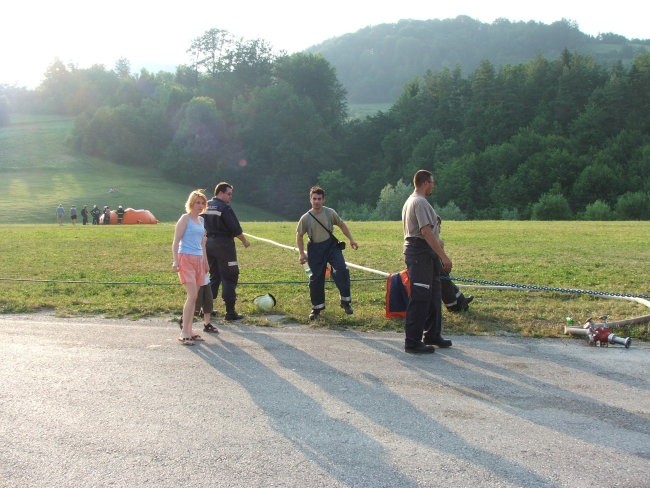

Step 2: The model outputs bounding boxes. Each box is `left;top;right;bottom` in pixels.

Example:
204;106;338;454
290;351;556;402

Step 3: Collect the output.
241;233;649;300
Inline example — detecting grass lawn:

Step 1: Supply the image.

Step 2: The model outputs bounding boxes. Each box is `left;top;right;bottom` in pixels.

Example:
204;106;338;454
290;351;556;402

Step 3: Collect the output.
0;221;647;340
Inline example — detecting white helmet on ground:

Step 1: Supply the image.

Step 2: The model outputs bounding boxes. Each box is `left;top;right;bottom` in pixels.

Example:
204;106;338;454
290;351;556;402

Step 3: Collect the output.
253;293;276;312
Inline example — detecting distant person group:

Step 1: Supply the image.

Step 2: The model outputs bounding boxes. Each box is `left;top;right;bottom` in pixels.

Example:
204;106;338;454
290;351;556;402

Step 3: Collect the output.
56;204;127;225
172;170;463;354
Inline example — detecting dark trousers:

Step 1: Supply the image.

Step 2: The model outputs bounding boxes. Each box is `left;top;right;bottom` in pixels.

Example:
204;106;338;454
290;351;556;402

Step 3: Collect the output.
307;238;351;310
404;239;442;348
206;237;239;305
195;284;214;315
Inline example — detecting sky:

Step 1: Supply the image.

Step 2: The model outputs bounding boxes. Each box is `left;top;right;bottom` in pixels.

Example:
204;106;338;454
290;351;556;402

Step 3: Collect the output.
2;0;648;88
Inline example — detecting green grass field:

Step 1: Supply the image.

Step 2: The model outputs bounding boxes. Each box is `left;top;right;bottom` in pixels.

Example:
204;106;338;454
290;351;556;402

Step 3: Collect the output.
0;221;648;340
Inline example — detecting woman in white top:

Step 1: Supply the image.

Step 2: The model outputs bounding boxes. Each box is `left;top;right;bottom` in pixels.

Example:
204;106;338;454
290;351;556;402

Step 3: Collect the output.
172;190;209;345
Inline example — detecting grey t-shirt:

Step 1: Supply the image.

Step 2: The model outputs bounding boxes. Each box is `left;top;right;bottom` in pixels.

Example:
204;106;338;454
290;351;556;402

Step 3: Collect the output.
402;193;439;239
296;207;342;244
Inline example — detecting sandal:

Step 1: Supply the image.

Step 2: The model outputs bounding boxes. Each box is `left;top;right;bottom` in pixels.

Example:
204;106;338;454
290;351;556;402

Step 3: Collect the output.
203;323;219;333
191;334;205;341
177;337;194;346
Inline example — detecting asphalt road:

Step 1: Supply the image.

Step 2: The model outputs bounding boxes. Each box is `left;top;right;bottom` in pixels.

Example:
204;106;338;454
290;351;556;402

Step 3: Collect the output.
1;313;648;488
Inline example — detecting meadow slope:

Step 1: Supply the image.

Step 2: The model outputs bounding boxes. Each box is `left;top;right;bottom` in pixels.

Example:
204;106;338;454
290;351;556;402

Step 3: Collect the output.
0;115;280;223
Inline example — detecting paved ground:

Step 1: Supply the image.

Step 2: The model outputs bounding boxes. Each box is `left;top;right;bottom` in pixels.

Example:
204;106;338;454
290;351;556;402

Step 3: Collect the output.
0;313;648;488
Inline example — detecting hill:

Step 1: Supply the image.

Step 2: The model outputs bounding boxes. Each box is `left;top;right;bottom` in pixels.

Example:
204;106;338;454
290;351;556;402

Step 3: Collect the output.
0;115;282;223
309;16;650;104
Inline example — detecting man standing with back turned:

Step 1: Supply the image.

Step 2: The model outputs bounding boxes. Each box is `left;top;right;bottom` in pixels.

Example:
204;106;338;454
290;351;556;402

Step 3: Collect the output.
402;170;453;354
203;182;250;321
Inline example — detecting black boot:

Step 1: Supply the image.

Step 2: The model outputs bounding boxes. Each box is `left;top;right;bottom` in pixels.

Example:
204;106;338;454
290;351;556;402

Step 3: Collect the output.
224;302;243;321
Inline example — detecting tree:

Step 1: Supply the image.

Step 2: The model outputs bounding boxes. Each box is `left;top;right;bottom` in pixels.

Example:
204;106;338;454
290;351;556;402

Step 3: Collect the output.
462;60;501;149
373;179;413;220
274;53;347;131
338;113;396;205
553;51;606;131
437;201;467;220
317;169;354;209
187;28;235;76
160;96;231;181
531;192;572;220
229;38;275;90
114;58;131;79
233;83;338;216
38;60;123;114
615;192;650;219
626;52;650;134
406;129;459;178
73;100;169;168
581;200;616;220
571;162;623;209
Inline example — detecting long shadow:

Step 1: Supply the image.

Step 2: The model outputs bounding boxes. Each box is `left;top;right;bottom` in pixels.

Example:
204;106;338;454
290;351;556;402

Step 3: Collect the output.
343;332;650;459
231;328;557;487
459;335;650;391
191;337;419;488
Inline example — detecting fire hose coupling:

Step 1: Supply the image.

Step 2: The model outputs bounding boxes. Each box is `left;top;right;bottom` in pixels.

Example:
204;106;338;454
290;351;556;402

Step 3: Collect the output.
564;316;632;348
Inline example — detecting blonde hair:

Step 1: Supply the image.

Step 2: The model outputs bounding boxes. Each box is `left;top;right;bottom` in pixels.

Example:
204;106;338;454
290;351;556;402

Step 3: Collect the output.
185;189;207;213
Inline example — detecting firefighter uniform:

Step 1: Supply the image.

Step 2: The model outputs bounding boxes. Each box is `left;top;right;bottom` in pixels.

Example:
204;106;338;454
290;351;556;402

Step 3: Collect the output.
404;238;443;348
402;193;443;349
296;207;351;313
307;237;351;311
203;196;243;316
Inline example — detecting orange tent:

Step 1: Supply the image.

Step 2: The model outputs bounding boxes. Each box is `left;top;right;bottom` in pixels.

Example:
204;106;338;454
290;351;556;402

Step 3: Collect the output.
100;208;158;224
122;208;158;224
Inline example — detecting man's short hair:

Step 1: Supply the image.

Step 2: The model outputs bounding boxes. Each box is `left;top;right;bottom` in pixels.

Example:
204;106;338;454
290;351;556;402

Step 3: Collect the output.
214;182;233;196
310;186;325;198
413;170;433;187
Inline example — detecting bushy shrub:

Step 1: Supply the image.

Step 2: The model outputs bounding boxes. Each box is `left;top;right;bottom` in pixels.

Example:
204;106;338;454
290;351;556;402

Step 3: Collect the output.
338;200;375;221
531;192;572;220
437;201;467;220
615;192;650;220
581;200;616;220
373;179;413;220
500;208;521;220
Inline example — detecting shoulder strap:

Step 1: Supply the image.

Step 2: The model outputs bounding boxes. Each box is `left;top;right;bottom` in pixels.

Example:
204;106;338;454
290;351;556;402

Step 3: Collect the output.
308;211;335;239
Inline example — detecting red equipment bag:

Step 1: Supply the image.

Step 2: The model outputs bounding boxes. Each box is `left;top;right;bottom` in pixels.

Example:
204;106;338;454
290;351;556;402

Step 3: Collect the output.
385;270;411;318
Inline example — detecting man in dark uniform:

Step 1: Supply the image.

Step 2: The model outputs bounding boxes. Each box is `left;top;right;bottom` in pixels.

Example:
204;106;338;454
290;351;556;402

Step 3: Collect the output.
90;205;101;225
203;182;250;321
401;170;453;354
117;205;125;224
81;205;89;225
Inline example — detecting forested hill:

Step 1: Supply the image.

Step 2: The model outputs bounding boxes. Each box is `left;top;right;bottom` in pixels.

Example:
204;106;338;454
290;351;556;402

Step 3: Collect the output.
2;27;649;221
308;16;650;104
